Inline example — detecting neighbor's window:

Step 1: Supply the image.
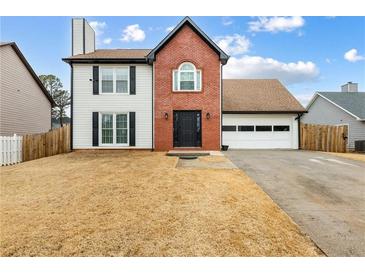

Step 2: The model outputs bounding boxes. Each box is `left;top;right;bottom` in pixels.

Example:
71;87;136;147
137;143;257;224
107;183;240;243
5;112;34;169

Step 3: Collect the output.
100;67;129;94
101;113;129;145
238;125;254;132
255;125;272;132
274;125;290;132
222;125;236;132
173;62;202;91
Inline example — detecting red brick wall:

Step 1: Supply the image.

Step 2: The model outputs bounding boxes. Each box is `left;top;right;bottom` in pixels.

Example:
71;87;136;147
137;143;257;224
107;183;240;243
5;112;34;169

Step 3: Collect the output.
154;24;221;151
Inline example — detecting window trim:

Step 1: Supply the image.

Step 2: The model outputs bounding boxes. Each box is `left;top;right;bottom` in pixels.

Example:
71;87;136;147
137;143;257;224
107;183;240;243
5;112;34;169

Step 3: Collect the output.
99;66;130;95
172;62;202;92
99;112;129;146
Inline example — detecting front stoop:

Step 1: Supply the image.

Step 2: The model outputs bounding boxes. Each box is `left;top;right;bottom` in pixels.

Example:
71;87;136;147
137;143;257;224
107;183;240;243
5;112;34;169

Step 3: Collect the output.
166;150;223;157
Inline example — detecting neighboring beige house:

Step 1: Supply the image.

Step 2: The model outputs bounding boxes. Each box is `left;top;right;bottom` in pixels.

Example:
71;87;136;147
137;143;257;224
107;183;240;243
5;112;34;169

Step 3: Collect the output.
0;42;55;136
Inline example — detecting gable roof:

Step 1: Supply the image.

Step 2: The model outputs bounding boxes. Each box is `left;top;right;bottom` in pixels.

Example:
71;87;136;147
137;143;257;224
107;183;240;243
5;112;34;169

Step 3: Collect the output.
147;17;229;65
309;92;365;120
223;79;306;113
63;49;151;63
1;42;55;107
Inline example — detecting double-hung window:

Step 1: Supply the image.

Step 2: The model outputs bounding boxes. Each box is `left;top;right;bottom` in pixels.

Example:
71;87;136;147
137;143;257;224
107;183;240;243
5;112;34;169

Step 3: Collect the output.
100;113;129;145
100;67;129;94
173;62;202;91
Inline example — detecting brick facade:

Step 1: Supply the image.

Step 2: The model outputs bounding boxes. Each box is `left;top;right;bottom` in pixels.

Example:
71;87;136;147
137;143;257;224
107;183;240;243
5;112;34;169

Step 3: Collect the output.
154;25;221;151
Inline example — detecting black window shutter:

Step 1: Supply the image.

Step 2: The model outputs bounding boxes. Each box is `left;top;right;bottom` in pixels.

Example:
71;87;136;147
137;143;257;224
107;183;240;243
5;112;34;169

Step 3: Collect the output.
130;66;136;95
93;66;99;95
129;112;136;146
92;112;99;146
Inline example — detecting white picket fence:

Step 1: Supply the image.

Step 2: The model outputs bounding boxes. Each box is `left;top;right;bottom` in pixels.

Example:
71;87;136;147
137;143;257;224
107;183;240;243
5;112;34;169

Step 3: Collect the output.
0;134;23;166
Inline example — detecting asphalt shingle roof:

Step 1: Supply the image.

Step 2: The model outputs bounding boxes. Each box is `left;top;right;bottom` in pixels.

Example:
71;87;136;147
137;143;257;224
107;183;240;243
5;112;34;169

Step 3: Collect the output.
64;49;151;60
318;92;365;119
223;79;305;113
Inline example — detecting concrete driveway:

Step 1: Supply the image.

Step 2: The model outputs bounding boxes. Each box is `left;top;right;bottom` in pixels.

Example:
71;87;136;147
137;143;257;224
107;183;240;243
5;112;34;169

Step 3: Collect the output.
225;150;365;256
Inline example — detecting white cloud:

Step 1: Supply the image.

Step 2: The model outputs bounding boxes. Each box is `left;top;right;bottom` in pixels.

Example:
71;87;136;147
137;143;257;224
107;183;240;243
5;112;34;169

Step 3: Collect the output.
222;17;233;26
215;34;251;55
102;38;112;45
325;58;332;64
248;16;305;33
344;48;365;62
121;24;146;42
166;25;175;32
89;21;107;37
223;55;319;85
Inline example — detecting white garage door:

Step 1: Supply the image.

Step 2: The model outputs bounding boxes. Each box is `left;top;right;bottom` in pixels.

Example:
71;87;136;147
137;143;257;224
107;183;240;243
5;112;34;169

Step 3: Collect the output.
222;114;299;149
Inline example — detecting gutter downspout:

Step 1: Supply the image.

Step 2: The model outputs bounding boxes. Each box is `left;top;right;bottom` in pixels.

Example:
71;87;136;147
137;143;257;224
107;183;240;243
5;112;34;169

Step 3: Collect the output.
295;113;303;149
70;64;73;150
151;62;154;151
220;65;223;150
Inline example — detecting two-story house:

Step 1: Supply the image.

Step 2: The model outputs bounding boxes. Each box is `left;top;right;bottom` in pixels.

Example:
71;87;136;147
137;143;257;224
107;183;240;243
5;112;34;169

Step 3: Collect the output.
63;17;305;151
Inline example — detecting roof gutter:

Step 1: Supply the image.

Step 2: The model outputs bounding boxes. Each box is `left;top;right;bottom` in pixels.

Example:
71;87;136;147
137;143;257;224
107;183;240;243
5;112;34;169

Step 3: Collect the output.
223;110;308;114
62;58;149;64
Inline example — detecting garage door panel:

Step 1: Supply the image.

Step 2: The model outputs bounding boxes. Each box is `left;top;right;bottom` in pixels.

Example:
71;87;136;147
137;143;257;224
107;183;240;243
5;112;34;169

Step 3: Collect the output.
222;114;298;149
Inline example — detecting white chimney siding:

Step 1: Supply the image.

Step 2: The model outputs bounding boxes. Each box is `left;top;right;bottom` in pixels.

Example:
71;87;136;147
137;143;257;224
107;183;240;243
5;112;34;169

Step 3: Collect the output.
341;82;358;92
72;18;95;56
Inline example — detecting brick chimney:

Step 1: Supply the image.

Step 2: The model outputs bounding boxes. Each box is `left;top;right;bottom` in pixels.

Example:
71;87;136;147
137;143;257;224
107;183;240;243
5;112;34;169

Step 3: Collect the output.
341;82;358;92
72;18;95;56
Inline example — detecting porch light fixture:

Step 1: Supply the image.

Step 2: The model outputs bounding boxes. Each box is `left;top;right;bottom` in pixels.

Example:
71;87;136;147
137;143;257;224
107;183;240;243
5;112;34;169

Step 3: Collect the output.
206;112;211;120
164;112;169;120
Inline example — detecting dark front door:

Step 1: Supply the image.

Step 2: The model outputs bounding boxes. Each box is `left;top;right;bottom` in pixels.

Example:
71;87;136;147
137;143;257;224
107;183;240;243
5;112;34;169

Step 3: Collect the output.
173;111;201;147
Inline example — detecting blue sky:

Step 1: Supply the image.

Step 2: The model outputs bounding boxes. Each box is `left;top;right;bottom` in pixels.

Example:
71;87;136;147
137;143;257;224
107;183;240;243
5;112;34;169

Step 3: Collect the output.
1;16;364;106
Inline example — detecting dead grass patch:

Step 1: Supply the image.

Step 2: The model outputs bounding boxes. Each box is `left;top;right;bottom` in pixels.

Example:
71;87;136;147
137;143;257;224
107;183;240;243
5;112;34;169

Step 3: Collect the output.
1;151;321;256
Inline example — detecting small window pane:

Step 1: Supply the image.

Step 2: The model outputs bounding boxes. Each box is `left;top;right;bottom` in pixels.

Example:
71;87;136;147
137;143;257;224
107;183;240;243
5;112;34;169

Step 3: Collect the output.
256;125;272;132
180;81;194;90
238;125;254;132
180;71;194;81
101;68;113;93
222;125;236;132
116;114;128;144
102;114;113;144
274;125;290;131
180;63;194;70
196;70;201;90
116;68;128;93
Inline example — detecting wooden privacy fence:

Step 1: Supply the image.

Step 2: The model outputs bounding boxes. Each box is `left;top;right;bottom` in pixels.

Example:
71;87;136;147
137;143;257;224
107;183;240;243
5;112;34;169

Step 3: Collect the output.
22;125;71;162
0;134;23;166
300;123;348;153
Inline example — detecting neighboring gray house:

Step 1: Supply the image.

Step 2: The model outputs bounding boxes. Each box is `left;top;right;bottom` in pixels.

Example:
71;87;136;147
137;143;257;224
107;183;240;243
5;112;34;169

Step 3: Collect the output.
302;82;365;150
0;42;55;136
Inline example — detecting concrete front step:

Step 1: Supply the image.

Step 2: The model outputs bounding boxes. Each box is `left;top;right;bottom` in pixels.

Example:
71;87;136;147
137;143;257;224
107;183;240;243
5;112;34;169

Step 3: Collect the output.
166;150;223;157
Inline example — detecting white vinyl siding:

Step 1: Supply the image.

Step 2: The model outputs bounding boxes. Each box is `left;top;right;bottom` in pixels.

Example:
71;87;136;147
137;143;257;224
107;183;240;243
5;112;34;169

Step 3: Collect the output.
73;64;152;149
0;45;51;136
302;96;365;150
222;114;298;149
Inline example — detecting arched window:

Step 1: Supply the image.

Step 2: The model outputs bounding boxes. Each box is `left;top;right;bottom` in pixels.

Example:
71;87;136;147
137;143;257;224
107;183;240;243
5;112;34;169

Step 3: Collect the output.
173;62;202;91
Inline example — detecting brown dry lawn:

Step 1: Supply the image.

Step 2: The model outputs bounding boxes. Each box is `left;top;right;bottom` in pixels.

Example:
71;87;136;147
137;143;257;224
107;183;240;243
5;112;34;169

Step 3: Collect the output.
326;152;365;163
0;151;321;256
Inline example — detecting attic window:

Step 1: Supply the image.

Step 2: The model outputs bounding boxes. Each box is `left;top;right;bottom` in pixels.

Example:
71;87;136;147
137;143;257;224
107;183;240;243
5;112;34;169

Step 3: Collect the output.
173;62;201;91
